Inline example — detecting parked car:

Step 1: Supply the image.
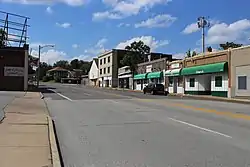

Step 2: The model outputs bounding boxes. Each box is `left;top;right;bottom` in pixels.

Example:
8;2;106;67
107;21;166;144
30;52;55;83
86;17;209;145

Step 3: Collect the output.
143;83;168;96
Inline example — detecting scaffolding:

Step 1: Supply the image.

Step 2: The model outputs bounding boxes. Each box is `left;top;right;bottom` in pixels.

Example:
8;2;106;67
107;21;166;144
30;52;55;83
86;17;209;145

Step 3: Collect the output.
0;11;30;47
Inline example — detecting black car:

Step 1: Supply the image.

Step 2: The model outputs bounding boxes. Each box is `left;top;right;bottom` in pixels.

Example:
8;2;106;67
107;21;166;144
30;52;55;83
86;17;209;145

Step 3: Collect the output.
143;83;168;96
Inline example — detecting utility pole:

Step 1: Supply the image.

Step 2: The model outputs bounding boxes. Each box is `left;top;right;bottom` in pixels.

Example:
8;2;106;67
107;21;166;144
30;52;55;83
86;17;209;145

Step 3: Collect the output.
197;17;210;54
36;44;55;88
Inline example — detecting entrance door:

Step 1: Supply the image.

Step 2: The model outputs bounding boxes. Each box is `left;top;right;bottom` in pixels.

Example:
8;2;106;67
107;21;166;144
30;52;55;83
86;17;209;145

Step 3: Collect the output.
173;77;178;93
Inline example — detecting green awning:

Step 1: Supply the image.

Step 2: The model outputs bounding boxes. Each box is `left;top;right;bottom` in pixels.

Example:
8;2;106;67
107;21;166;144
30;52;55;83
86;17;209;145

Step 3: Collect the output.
147;71;163;79
181;62;228;76
134;73;148;80
165;69;181;76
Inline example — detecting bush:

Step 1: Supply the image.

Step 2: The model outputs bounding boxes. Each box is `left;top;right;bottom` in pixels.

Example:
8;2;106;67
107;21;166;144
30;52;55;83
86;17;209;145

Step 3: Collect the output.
54;76;61;83
42;76;50;82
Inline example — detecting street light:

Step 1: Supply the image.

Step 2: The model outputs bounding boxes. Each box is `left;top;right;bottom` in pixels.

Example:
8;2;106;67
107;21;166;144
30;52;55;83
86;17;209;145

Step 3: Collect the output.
37;44;55;87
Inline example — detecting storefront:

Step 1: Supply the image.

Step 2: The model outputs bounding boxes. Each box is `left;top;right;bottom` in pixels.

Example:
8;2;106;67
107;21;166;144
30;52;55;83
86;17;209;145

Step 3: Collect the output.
133;73;148;90
165;69;184;94
147;71;164;84
181;62;228;97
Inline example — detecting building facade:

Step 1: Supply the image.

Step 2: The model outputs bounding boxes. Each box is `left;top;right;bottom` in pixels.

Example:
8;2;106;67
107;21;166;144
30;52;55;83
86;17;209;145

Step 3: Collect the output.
88;58;99;86
118;66;133;89
180;51;229;97
98;49;127;88
165;60;184;94
230;46;250;97
133;57;172;90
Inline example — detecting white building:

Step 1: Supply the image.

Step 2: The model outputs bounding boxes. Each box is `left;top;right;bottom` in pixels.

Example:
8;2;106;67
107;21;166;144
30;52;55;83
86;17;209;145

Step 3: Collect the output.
88;58;99;86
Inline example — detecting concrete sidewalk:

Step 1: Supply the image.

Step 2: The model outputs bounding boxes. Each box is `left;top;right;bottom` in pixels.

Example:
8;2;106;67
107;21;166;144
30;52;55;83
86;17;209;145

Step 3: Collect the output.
0;92;57;167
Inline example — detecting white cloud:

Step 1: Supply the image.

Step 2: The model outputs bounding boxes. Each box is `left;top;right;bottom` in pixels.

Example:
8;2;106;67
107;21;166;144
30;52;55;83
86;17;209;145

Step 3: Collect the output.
56;22;71;28
206;19;250;45
72;54;93;61
0;0;86;6
31;49;67;65
117;23;130;27
182;23;199;34
84;38;108;55
116;36;169;51
92;11;122;21
72;44;79;49
93;0;172;20
46;6;53;14
135;14;176;28
173;53;185;59
182;19;220;34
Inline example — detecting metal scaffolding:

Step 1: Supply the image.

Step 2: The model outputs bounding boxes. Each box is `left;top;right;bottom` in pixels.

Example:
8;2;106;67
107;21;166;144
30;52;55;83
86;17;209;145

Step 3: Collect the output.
0;11;30;47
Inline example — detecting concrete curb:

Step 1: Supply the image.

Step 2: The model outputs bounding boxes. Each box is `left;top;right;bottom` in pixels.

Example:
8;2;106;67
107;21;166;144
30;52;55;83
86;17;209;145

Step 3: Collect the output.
0;109;5;123
47;116;62;167
169;94;250;105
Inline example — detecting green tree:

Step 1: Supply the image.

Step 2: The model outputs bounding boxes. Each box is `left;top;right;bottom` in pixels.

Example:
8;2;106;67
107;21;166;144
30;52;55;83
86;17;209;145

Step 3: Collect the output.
192;51;197;57
207;46;213;52
80;61;91;75
70;59;80;70
220;42;243;50
38;62;52;80
120;40;150;74
53;60;69;69
186;49;191;58
0;28;7;47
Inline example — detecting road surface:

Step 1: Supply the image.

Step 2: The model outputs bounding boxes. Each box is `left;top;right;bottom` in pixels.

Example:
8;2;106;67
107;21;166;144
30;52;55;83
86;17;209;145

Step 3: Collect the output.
42;83;250;167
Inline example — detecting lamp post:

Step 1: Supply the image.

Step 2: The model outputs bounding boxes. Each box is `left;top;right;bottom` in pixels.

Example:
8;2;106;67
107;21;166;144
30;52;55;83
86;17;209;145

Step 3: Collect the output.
37;44;55;87
197;17;210;53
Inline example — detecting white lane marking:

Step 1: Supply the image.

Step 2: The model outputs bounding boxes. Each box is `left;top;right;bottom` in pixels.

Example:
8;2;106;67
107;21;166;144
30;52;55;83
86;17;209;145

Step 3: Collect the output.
83;93;91;96
48;89;73;102
168;117;232;138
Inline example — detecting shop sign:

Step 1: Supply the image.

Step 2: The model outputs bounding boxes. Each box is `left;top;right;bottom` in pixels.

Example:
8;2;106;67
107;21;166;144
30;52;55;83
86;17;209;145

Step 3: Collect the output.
4;67;24;77
196;70;204;74
170;63;180;69
146;65;152;72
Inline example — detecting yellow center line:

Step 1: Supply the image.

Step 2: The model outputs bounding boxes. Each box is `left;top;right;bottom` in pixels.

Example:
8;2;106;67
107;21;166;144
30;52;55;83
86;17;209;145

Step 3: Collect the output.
136;99;250;121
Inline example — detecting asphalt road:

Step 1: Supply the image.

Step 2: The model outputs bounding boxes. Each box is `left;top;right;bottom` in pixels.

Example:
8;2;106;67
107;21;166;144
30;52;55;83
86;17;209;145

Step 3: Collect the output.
42;83;250;167
0;91;25;121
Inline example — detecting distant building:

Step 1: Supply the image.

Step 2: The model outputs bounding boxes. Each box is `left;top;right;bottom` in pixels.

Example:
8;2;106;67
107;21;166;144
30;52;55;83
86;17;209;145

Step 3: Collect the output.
88;58;99;86
98;49;128;88
118;66;132;89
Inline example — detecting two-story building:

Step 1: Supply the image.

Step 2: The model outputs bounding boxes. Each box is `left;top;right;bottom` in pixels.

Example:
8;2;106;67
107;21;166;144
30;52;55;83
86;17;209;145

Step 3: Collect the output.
165;60;184;94
118;66;133;89
98;49;127;88
133;55;173;90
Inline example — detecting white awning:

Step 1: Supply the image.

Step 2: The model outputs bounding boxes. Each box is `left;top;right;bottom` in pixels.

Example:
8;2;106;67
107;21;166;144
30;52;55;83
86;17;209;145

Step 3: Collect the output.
118;74;132;79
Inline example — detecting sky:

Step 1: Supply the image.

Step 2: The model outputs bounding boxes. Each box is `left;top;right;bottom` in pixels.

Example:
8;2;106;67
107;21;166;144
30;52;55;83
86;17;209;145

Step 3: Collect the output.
1;0;250;64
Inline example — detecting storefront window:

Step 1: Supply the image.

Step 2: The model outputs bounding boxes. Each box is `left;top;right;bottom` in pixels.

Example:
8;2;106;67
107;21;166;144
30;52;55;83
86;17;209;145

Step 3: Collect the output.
238;76;247;90
215;76;222;87
143;79;148;84
189;78;195;87
169;77;173;87
159;77;164;84
137;80;141;84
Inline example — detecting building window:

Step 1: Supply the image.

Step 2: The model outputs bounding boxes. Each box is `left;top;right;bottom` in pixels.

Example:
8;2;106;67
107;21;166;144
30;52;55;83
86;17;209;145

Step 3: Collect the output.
108;67;110;73
108;56;110;63
100;59;102;65
143;79;148;84
104;68;106;74
215;76;222;87
136;80;141;84
104;58;106;64
238;76;247;90
189;78;195;87
169;77;173;87
100;69;102;75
